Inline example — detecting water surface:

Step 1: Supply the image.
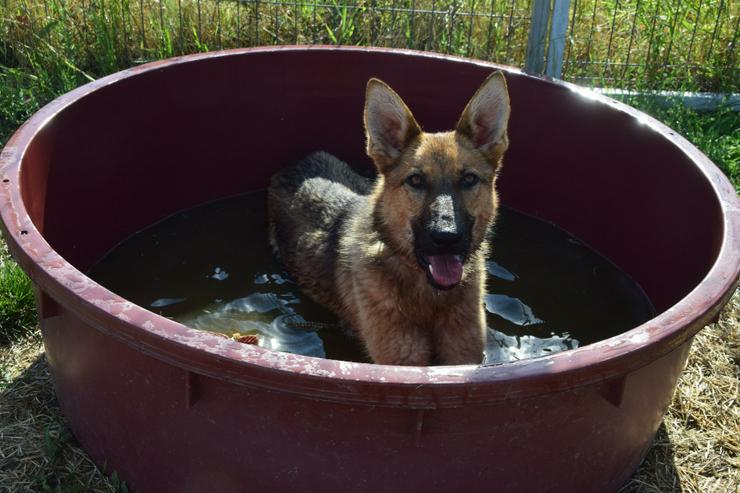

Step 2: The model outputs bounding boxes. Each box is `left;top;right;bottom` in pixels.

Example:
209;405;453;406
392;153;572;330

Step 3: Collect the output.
88;191;655;364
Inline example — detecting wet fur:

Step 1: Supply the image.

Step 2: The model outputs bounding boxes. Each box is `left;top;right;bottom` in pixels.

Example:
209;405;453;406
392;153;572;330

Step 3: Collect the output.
268;73;510;365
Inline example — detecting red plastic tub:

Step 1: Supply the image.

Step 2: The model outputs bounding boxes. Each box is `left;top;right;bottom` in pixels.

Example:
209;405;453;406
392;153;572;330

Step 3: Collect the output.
1;47;737;492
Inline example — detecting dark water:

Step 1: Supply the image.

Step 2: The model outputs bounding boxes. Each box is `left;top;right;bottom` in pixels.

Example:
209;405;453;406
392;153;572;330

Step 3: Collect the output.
88;191;655;365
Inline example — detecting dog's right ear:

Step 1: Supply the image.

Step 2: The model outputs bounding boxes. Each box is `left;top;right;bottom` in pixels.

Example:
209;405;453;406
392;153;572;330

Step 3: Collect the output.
364;79;422;173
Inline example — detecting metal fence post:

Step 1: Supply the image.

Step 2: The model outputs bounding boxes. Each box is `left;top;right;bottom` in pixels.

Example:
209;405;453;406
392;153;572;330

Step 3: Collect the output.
525;0;551;74
546;0;571;78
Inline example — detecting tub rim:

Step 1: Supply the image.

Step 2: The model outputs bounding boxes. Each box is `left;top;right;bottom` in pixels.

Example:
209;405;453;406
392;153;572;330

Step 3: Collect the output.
0;46;737;408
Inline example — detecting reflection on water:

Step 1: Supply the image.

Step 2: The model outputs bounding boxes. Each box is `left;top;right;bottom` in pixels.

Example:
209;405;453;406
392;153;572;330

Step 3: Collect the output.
178;293;326;358
485;329;577;363
486;261;517;282
150;297;186;308
484;293;543;327
88;191;655;365
482;291;566;363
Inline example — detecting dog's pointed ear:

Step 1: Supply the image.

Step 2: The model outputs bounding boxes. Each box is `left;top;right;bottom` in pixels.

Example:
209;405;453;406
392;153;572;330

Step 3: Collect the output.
364;79;422;173
456;71;510;167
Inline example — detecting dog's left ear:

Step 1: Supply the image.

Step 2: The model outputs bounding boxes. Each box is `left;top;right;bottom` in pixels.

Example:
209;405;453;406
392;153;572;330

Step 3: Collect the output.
456;71;511;167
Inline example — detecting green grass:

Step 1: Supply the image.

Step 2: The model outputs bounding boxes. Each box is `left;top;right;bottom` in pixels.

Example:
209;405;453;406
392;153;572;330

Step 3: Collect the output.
563;0;738;92
0;243;37;344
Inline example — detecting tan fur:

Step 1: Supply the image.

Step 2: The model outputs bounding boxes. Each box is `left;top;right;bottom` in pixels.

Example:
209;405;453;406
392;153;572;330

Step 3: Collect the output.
269;72;510;365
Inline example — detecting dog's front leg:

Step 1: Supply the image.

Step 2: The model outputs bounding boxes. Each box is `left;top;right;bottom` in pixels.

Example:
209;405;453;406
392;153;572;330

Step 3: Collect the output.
433;303;486;365
358;313;433;366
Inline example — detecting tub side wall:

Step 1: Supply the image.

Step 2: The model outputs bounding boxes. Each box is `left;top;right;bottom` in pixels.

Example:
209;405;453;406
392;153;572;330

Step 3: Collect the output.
43;294;692;493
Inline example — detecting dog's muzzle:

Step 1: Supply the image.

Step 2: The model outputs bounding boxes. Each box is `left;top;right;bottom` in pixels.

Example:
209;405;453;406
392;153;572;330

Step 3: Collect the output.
415;194;472;289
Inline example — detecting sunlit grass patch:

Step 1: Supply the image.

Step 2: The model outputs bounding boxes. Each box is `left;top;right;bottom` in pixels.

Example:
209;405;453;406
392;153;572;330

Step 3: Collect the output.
0;242;37;345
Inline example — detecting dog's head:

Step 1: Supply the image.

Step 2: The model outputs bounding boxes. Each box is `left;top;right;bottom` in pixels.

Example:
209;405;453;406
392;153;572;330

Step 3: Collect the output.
364;72;510;290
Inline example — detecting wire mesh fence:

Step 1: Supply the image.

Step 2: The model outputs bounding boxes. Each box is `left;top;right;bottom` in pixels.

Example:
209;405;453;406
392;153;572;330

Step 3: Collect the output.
563;0;738;91
1;0;738;91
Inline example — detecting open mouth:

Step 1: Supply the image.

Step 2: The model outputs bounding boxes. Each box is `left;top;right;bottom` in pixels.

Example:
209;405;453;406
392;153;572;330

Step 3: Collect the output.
418;254;465;289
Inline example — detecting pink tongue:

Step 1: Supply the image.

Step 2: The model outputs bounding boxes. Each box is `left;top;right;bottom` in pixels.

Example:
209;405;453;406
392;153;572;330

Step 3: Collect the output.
427;255;463;287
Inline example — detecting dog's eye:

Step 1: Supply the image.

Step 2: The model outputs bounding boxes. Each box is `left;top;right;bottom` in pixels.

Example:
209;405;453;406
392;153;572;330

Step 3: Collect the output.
405;174;425;189
462;173;480;188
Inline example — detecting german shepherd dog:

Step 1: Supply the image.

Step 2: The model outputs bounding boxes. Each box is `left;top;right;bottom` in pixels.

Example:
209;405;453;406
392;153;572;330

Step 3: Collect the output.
268;72;510;365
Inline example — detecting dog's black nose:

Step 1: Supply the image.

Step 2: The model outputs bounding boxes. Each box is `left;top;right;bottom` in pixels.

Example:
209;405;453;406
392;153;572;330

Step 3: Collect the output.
430;228;463;246
428;194;464;247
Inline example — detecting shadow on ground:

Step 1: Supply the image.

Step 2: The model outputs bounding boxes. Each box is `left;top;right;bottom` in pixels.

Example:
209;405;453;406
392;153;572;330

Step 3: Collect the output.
0;345;121;493
620;423;682;492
